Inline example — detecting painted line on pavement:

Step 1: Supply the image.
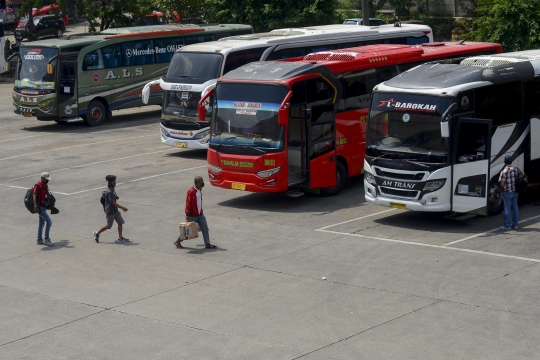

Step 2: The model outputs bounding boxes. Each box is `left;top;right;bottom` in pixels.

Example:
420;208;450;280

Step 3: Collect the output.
316;229;540;263
0;134;155;161
444;213;540;246
0;134;43;143
5;149;171;181
317;209;396;230
0;183;70;195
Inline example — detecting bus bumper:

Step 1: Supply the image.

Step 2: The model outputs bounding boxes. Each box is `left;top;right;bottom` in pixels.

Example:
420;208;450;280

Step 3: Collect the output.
364;180;451;212
208;170;286;193
160;131;209;149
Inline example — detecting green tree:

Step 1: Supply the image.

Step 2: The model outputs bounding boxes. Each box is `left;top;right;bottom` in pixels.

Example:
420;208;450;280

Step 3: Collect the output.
388;0;416;19
205;0;338;33
72;0;154;32
157;0;205;23
463;0;540;51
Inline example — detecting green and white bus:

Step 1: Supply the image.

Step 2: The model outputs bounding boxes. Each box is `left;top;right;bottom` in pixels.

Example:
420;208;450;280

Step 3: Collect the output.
11;24;253;126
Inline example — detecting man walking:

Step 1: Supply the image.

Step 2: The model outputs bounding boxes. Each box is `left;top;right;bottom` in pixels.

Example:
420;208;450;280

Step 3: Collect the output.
93;175;129;243
499;155;519;230
175;176;216;249
33;172;53;246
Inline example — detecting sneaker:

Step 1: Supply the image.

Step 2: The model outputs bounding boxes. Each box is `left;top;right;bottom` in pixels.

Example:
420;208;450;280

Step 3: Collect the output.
37;240;44;245
93;231;100;243
43;239;53;247
115;238;125;244
120;237;129;242
512;226;519;230
499;226;511;230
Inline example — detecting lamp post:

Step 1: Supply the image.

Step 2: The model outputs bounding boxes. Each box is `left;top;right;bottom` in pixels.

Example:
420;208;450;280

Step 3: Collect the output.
362;0;370;26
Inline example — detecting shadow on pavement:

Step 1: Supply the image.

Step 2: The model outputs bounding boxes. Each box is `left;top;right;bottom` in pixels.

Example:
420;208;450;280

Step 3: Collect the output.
165;149;207;161
40;239;74;250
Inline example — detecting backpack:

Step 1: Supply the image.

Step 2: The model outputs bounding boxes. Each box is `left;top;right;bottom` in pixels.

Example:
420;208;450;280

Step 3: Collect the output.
515;168;528;193
24;188;34;212
100;191;106;208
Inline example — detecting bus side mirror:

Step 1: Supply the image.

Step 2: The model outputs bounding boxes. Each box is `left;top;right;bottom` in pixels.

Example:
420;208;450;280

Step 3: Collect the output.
441;122;449;138
198;86;215;121
141;79;160;105
278;91;293;126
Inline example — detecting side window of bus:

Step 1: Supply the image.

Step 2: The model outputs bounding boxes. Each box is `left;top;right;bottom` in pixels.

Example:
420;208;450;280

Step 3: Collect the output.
337;42;364;49
185;34;214;46
307;44;336;53
154;39;183;63
524;78;540;117
340;66;398;111
305;78;335;106
223;47;268;74
83;50;103;71
267;48;307;60
475;82;522;127
213;33;230;40
122;40;154;67
406;36;429;45
101;45;121;69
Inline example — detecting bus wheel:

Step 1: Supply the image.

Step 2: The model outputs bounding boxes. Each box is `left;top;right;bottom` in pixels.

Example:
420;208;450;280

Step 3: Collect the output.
84;100;107;126
488;183;504;216
321;161;347;196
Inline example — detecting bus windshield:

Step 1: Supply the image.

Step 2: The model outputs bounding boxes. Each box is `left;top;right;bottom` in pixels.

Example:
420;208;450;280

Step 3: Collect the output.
167;52;222;80
367;93;452;164
210;83;287;151
16;47;58;89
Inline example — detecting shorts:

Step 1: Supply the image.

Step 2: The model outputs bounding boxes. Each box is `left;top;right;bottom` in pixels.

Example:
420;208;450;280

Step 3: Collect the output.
105;212;125;229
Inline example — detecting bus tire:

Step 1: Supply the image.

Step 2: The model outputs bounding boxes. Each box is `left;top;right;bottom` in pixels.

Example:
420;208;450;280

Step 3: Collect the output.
488;182;504;216
84;100;107;126
321;161;347;196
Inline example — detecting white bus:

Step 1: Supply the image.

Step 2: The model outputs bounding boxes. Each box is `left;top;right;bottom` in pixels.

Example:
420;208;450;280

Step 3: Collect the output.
0;24;6;75
364;50;540;216
142;23;434;149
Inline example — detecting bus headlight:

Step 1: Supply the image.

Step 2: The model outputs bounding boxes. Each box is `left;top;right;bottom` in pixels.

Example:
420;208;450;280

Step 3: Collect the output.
256;167;281;178
39;98;55;107
423;179;446;192
365;171;376;185
160;126;168;137
208;163;222;174
195;129;210;139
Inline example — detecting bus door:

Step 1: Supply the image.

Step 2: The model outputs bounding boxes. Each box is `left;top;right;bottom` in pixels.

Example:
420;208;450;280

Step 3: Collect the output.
452;118;492;215
57;60;78;118
307;103;337;189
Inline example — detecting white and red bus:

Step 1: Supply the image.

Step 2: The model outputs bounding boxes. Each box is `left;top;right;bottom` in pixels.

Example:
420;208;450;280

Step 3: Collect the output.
200;42;502;195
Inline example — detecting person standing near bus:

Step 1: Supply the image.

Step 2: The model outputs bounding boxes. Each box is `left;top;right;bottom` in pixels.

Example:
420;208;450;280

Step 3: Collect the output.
33;172;53;246
175;176;216;249
93;175;129;243
499;155;520;230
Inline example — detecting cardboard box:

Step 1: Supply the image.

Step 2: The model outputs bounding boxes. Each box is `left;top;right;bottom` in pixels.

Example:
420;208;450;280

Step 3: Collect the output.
179;222;199;240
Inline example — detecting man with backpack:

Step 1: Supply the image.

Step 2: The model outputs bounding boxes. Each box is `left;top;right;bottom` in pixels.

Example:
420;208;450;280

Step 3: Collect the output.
33;172;53;246
174;176;216;249
499;155;520;230
93;175;129;243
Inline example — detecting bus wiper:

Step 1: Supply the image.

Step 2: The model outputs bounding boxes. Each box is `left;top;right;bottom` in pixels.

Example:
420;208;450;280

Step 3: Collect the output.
237;144;266;154
176;75;193;78
371;153;390;163
402;159;429;168
215;136;237;151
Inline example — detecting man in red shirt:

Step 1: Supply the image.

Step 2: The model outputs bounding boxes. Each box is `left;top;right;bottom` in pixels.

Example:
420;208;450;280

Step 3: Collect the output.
33;172;53;246
174;176;216;249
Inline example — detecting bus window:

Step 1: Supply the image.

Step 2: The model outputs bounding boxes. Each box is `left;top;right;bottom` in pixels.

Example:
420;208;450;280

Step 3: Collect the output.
341;66;398;111
406;36;429;45
305;77;334;105
223;47;268;74
307;44;336;53
524;78;540;117
185;34;214;46
123;40;154;66
101;45;121;68
83;50;103;71
475;82;522;127
267;48;307;60
154;38;183;63
337;42;364;49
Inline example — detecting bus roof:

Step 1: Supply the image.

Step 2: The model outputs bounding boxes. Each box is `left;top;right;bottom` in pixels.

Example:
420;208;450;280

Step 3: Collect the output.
99;23;252;35
179;23;433;54
220;42;501;82
18;36;105;49
378;49;540;96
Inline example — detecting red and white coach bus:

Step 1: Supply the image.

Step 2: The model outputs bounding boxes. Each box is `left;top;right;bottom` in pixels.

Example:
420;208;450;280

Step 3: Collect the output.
200;42;502;195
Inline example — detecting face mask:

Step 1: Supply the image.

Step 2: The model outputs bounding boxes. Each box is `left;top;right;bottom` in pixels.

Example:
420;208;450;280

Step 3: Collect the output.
43;179;49;184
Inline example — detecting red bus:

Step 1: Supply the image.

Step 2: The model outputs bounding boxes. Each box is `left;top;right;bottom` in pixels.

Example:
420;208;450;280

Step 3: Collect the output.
200;42;502;195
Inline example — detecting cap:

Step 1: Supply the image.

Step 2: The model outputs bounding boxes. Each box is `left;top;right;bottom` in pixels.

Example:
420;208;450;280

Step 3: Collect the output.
105;175;117;181
41;172;51;180
504;155;513;164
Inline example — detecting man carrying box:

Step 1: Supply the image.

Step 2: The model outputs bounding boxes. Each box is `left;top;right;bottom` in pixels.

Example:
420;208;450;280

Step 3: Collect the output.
174;176;217;249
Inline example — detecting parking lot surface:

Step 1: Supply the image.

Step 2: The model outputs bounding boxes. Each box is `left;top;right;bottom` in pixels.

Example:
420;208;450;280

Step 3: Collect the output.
1;80;540;359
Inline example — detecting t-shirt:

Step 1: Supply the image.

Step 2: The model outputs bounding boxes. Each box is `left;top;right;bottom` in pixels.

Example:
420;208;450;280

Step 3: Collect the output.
195;187;202;214
104;187;118;215
33;182;48;207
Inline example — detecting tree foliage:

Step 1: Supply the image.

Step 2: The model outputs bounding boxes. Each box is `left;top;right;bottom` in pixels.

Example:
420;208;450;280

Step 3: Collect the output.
388;0;416;19
72;0;154;32
204;0;338;33
463;0;540;51
157;0;205;23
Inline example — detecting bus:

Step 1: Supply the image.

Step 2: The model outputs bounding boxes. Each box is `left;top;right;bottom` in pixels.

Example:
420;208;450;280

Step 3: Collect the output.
11;24;253;126
364;50;540;216
0;24;6;75
143;23;435;149
200;41;501;195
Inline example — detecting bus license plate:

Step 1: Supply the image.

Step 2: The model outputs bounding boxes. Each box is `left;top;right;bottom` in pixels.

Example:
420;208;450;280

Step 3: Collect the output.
232;183;246;191
175;142;187;148
390;203;407;210
22;112;32;117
